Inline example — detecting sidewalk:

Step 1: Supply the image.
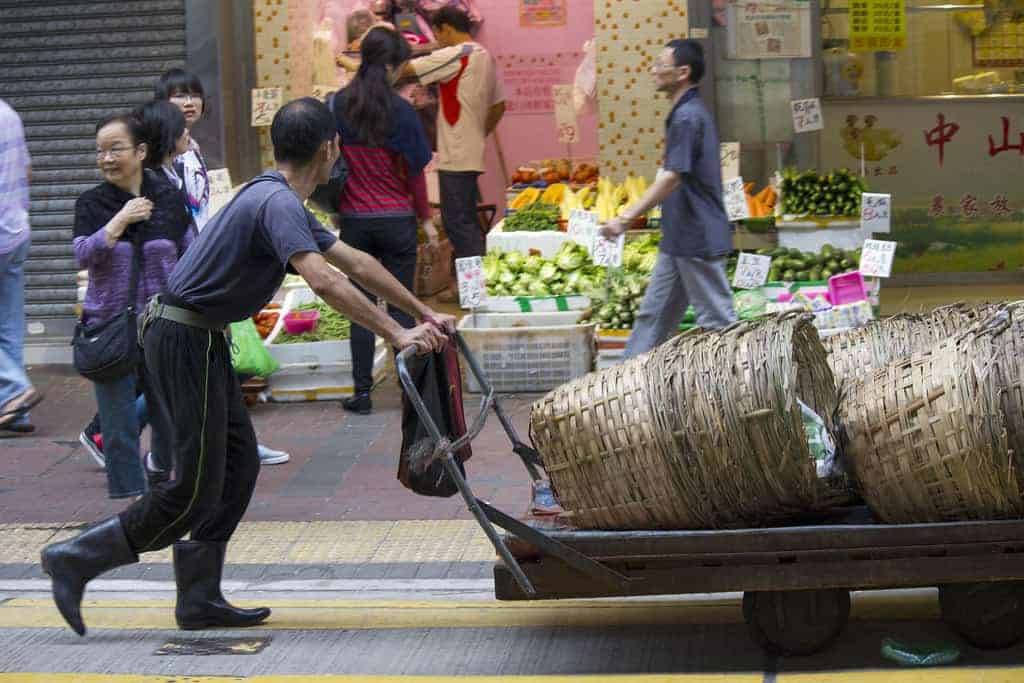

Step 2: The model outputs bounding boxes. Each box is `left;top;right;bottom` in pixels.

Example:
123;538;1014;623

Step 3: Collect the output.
1;365;537;525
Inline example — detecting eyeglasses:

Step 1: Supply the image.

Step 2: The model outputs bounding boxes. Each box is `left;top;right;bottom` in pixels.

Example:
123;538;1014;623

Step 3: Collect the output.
95;145;136;160
169;93;201;104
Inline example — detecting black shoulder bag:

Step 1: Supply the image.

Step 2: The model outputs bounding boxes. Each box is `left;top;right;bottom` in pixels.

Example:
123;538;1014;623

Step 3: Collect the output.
71;232;143;383
308;90;350;215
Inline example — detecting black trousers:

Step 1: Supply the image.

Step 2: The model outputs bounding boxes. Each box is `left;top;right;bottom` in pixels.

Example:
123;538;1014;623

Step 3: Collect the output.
119;317;260;554
439;171;484;260
339;215;418;394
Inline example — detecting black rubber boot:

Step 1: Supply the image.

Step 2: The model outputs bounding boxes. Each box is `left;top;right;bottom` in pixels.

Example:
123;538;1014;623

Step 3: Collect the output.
341;393;372;415
173;540;270;630
40;517;138;636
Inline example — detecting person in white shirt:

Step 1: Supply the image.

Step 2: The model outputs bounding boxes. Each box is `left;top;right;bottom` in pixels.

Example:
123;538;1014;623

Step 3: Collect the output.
340;7;505;297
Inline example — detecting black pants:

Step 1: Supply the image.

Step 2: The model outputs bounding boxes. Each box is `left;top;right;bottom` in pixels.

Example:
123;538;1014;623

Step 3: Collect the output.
439;171;484;260
339;215;418;394
119;317;260;554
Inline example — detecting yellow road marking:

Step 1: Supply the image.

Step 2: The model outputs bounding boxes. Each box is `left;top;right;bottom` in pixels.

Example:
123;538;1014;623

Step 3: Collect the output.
779;672;1024;682
0;592;939;631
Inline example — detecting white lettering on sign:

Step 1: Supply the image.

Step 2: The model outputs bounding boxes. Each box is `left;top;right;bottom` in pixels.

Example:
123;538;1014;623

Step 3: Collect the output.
791;97;824;133
567;209;597;249
591;232;625;268
552;84;578;144
860;192;892;234
732;253;773;290
859;239;897;278
720;142;740;180
456;256;487;309
723;176;751;222
251;87;284;127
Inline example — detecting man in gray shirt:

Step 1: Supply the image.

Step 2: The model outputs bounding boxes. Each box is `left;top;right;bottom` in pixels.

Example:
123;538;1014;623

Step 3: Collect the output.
602;39;736;359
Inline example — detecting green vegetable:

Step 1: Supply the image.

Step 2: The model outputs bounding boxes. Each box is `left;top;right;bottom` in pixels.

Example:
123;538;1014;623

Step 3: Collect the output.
274;302;351;343
504;203;560;232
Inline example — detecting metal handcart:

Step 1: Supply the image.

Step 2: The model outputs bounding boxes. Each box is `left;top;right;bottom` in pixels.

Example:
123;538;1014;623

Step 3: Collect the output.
396;336;1024;656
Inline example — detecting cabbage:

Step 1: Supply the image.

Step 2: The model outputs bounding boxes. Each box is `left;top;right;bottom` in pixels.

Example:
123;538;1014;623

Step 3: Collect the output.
498;269;516;286
539;262;559;281
527;280;550;296
504;250;526;273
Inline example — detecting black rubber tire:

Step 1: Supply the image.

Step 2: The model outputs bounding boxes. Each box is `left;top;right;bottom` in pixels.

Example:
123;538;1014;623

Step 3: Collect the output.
742;589;851;656
940;581;1024;650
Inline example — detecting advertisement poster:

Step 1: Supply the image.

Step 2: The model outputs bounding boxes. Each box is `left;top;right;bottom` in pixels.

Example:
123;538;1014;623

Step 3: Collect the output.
821;100;1024;274
495;53;582;115
849;0;907;52
519;0;567;28
725;1;812;60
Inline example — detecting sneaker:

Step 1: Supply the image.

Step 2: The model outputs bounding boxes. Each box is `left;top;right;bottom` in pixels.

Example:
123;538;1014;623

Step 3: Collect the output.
341;393;372;415
79;427;105;468
257;444;290;465
144;451;170;487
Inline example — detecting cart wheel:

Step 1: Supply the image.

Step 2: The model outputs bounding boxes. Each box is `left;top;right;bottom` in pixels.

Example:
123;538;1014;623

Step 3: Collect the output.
939;581;1024;650
742;589;850;656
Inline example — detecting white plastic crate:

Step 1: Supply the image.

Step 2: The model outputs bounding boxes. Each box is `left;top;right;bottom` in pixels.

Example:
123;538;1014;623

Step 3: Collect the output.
482;295;590;313
457;311;596;393
268;347;387;402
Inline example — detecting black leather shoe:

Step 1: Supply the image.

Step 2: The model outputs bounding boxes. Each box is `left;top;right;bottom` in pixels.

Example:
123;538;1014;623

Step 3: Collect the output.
173;540;270;630
40;517;138;636
144;452;170;488
341;393;372;415
2;421;34;434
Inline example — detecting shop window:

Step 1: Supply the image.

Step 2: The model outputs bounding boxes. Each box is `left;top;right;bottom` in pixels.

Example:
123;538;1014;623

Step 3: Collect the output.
823;1;1024;97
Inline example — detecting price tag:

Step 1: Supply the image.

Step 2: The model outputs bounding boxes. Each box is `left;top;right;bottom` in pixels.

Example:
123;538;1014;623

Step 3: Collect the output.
206;168;233;217
552;84;578;144
723;176;750;222
732;253;772;290
720;142;740;180
860;192;892;234
311;84;335;101
456;256;487;309
791;98;824;133
567;209;597;248
251;87;284;127
859;239;897;278
591;233;625;268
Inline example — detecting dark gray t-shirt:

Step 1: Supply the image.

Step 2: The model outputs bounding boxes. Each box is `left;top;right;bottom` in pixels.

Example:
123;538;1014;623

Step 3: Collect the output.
660;89;732;260
168;171;338;323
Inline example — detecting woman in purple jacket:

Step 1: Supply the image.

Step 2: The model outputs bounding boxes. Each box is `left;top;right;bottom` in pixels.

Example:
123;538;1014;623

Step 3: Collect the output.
74;114;192;499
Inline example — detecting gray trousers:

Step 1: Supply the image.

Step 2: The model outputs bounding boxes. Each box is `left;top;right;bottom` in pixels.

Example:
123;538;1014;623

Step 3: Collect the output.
623;251;737;360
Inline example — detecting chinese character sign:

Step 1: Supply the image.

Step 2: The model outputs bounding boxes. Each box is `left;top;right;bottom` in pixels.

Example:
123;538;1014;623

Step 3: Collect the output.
860;193;891;233
206;168;233;216
591;233;624;268
791;98;824;133
519;0;567;27
552;84;578;144
720;142;740;180
723;176;751;222
849;0;906;52
251;87;283;127
567;209;597;249
859;239;897;278
496;53;581;116
456;256;487;309
732;253;772;290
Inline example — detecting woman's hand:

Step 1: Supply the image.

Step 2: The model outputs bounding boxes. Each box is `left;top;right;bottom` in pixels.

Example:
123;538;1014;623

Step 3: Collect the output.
104;198;153;245
421;218;440;252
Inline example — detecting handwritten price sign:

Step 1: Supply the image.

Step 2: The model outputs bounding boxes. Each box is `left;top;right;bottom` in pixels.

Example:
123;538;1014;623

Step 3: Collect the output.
251;87;283;127
723;176;750;222
456;256;487;309
591;233;625;268
791;98;824;134
732;252;772;290
567;209;597;248
552;84;578;144
720;142;740;180
206;168;233;217
860;192;892;234
859;239;897;278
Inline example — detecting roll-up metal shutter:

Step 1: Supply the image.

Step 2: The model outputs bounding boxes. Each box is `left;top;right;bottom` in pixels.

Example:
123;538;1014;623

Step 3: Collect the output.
0;0;187;342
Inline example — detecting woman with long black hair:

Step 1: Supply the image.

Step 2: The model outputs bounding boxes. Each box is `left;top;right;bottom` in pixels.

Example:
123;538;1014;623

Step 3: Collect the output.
333;26;437;415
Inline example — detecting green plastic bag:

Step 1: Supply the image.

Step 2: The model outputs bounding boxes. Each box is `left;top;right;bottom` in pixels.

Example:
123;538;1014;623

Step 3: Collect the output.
229;319;279;378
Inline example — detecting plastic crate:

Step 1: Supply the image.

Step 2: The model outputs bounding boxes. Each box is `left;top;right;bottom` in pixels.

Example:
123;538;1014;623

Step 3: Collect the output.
456;311;596;393
268;347;387;402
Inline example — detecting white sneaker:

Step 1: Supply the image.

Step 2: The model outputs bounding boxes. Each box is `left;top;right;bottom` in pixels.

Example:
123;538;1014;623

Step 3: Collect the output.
257;444;290;465
79;430;105;468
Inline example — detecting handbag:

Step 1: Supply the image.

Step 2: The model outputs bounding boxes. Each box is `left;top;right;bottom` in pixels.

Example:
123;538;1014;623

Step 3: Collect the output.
308;90;349;215
71;232;143;383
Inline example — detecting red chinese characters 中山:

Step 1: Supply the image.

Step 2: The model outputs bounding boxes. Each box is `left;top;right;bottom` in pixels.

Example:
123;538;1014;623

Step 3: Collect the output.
988;116;1024;157
924;113;959;167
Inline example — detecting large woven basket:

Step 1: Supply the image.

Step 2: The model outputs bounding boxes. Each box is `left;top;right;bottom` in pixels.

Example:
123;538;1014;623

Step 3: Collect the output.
842;315;1024;523
825;303;1000;390
531;314;842;530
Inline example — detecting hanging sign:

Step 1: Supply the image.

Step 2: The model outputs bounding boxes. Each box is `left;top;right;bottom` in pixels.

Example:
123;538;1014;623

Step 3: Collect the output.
519;0;567;28
860;239;897;278
251;87;283;127
791;98;824;133
720;142;741;180
723;176;751;222
732;253;773;290
860;193;892;233
724;1;813;60
456;256;487;309
849;0;907;52
552;84;578;144
567;209;597;248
